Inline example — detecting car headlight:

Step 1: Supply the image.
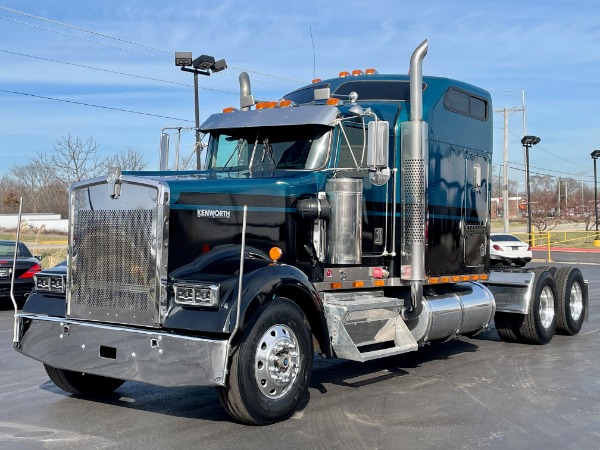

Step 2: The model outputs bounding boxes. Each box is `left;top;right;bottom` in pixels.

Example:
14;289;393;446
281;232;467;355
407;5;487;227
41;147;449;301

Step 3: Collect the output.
34;274;66;293
173;283;220;308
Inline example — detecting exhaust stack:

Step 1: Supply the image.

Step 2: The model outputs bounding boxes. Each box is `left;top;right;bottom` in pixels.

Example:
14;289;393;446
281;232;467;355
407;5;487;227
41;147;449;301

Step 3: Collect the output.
239;72;255;111
401;39;428;316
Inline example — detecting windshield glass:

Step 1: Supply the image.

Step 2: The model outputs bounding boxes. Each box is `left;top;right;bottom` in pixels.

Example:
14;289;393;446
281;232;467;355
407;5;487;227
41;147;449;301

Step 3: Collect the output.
206;125;331;171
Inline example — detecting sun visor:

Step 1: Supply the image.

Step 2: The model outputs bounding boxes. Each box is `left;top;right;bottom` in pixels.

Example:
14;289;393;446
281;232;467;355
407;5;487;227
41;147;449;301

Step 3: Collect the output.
200;105;339;132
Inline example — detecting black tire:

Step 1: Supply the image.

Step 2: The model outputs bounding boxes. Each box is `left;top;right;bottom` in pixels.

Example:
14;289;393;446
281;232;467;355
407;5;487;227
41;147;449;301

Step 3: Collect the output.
494;270;557;345
494;311;520;343
216;298;313;425
536;265;557;276
520;270;558;344
44;364;125;396
554;267;587;336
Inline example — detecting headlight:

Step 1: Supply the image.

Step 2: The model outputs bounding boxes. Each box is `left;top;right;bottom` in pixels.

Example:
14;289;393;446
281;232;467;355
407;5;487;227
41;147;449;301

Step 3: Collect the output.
173;283;220;308
34;275;66;293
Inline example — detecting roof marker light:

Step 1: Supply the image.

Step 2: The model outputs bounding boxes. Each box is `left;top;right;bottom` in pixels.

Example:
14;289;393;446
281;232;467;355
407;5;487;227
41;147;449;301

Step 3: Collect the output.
339;71;350;78
278;99;293;108
365;68;378;75
222;107;236;113
312;78;322;83
351;69;364;76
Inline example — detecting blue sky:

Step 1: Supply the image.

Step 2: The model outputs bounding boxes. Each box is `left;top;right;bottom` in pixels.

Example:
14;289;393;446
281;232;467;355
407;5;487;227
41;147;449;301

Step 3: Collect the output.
1;0;599;187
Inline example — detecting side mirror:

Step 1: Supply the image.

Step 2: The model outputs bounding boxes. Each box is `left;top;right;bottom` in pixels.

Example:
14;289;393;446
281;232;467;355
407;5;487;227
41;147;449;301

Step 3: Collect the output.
367;121;389;167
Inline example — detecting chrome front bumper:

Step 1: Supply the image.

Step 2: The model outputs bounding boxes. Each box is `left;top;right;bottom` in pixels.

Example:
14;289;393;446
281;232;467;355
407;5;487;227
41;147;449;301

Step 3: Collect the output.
15;314;228;387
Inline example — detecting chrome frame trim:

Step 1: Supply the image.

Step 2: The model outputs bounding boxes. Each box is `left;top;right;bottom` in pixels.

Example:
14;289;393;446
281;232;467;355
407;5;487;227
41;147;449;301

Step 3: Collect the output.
67;175;170;327
16;314;228;387
483;271;536;314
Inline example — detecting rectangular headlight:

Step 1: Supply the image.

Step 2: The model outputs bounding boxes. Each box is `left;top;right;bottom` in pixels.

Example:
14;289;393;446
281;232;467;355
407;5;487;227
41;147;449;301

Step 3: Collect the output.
173;283;220;308
34;275;66;293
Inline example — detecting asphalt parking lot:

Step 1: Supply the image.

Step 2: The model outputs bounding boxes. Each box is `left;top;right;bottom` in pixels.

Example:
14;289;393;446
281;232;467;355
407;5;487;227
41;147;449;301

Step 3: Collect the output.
0;255;598;449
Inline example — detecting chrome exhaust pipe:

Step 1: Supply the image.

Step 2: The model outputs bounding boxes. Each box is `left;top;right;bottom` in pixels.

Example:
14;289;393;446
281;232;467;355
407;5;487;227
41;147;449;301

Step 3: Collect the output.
402;39;428;318
239;72;254;111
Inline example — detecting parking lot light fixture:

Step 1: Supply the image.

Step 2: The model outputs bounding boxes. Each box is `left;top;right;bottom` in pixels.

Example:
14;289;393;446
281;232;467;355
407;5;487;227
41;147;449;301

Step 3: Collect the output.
521;135;541;245
175;52;227;169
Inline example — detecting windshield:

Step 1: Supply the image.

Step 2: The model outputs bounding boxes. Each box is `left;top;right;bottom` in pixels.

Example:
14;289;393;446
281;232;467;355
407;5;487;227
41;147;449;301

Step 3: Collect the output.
206;125;331;171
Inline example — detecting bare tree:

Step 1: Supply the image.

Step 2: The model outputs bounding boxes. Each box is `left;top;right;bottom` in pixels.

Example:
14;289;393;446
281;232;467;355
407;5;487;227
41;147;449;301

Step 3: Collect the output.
107;147;149;171
37;134;105;187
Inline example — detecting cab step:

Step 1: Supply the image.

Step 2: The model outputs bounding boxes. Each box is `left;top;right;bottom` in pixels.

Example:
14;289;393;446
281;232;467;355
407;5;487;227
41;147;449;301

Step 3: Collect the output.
322;291;418;362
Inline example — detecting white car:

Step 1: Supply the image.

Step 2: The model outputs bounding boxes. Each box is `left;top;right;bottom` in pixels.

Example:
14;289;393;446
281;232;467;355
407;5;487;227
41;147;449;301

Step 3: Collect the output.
489;233;532;267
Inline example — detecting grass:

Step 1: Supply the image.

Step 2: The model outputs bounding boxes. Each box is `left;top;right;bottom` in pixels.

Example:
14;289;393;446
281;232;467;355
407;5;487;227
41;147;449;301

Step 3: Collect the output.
1;227;68;269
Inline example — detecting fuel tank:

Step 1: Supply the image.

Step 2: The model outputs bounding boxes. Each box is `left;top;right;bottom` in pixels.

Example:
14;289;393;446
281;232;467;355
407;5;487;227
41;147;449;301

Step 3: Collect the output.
407;282;495;343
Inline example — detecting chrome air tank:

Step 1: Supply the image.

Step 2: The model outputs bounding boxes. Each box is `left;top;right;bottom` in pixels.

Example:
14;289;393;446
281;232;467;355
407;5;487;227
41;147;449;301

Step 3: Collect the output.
407;282;495;343
325;178;362;265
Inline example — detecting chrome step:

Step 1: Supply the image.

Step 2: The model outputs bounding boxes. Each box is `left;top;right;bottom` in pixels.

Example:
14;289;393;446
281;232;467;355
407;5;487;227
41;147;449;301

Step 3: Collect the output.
322;291;418;362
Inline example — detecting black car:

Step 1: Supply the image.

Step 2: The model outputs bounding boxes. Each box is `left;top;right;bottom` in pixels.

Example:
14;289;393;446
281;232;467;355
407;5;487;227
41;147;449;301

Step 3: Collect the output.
0;240;42;306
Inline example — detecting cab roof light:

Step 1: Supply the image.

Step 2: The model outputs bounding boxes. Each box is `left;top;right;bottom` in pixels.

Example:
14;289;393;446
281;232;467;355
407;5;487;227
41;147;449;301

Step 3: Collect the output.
326;98;341;106
351;69;364;76
365;68;378;75
312;78;322;83
222;106;236;113
278;99;293;108
256;101;277;110
339;71;350;78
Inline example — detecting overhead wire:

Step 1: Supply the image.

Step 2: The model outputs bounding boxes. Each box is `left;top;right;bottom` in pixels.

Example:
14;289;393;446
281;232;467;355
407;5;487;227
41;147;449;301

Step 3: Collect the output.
0;6;307;85
0;48;239;95
0;88;194;122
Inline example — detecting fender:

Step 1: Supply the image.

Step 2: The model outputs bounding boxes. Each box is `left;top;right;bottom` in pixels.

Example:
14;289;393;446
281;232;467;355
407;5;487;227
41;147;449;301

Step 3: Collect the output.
165;245;331;356
225;263;331;357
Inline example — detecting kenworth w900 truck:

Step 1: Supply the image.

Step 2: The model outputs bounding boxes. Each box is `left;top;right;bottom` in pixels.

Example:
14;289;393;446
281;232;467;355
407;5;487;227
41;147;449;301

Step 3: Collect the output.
14;40;588;424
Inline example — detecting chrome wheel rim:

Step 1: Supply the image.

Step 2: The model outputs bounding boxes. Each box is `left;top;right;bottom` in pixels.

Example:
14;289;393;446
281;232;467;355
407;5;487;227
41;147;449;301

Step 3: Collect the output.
254;324;301;399
539;286;555;330
569;282;583;321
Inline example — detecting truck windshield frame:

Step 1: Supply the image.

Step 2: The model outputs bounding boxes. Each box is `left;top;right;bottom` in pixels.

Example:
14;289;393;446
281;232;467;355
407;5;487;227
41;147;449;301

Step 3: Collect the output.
205;124;333;172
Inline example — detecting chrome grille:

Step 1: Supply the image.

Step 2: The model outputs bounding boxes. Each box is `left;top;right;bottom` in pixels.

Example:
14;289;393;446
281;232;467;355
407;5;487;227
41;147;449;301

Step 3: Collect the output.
72;209;155;313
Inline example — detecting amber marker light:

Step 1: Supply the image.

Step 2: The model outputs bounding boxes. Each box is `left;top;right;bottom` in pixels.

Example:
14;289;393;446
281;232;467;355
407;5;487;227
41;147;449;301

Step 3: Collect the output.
440;276;450;283
480;274;489;280
365;68;378;75
312;78;322;83
278;99;293;107
351;69;364;76
429;277;440;284
222;107;236;113
452;276;460;282
373;280;385;287
352;281;365;288
269;247;283;262
326;98;341;106
330;282;343;289
339;71;350;77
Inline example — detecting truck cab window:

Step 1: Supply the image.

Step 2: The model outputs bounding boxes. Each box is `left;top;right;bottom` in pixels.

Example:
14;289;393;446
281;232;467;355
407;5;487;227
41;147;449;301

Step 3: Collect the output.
206;125;332;172
337;120;366;169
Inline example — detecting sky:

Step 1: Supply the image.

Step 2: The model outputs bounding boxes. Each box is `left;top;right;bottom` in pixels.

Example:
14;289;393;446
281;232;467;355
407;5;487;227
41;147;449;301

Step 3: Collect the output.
1;0;599;188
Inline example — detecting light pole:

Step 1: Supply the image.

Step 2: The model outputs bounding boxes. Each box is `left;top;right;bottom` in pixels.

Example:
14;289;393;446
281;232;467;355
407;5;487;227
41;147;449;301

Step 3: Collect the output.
591;150;600;245
521;135;541;245
175;52;227;169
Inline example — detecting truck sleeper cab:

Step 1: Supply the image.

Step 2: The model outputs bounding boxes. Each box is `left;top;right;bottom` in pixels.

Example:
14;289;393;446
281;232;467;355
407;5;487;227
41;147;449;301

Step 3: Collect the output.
14;40;588;425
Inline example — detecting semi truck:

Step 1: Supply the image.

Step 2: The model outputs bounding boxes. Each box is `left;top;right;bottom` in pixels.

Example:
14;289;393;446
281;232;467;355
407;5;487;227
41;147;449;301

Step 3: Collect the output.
13;40;588;425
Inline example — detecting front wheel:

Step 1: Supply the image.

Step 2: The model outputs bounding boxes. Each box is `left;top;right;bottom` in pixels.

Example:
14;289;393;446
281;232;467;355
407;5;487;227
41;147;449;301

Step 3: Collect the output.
216;298;313;425
44;364;125;396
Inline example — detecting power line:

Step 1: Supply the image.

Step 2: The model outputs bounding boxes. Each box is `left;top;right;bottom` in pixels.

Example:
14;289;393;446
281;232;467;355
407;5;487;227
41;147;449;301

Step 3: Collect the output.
0;48;240;95
0;6;306;85
0;88;194;122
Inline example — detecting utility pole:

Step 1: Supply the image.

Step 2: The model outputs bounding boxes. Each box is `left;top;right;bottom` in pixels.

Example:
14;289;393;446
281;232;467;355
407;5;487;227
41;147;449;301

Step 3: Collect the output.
493;105;525;233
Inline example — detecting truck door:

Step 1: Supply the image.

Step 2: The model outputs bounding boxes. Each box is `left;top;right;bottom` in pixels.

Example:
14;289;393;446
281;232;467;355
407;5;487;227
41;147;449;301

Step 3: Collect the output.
462;152;490;267
335;120;391;257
